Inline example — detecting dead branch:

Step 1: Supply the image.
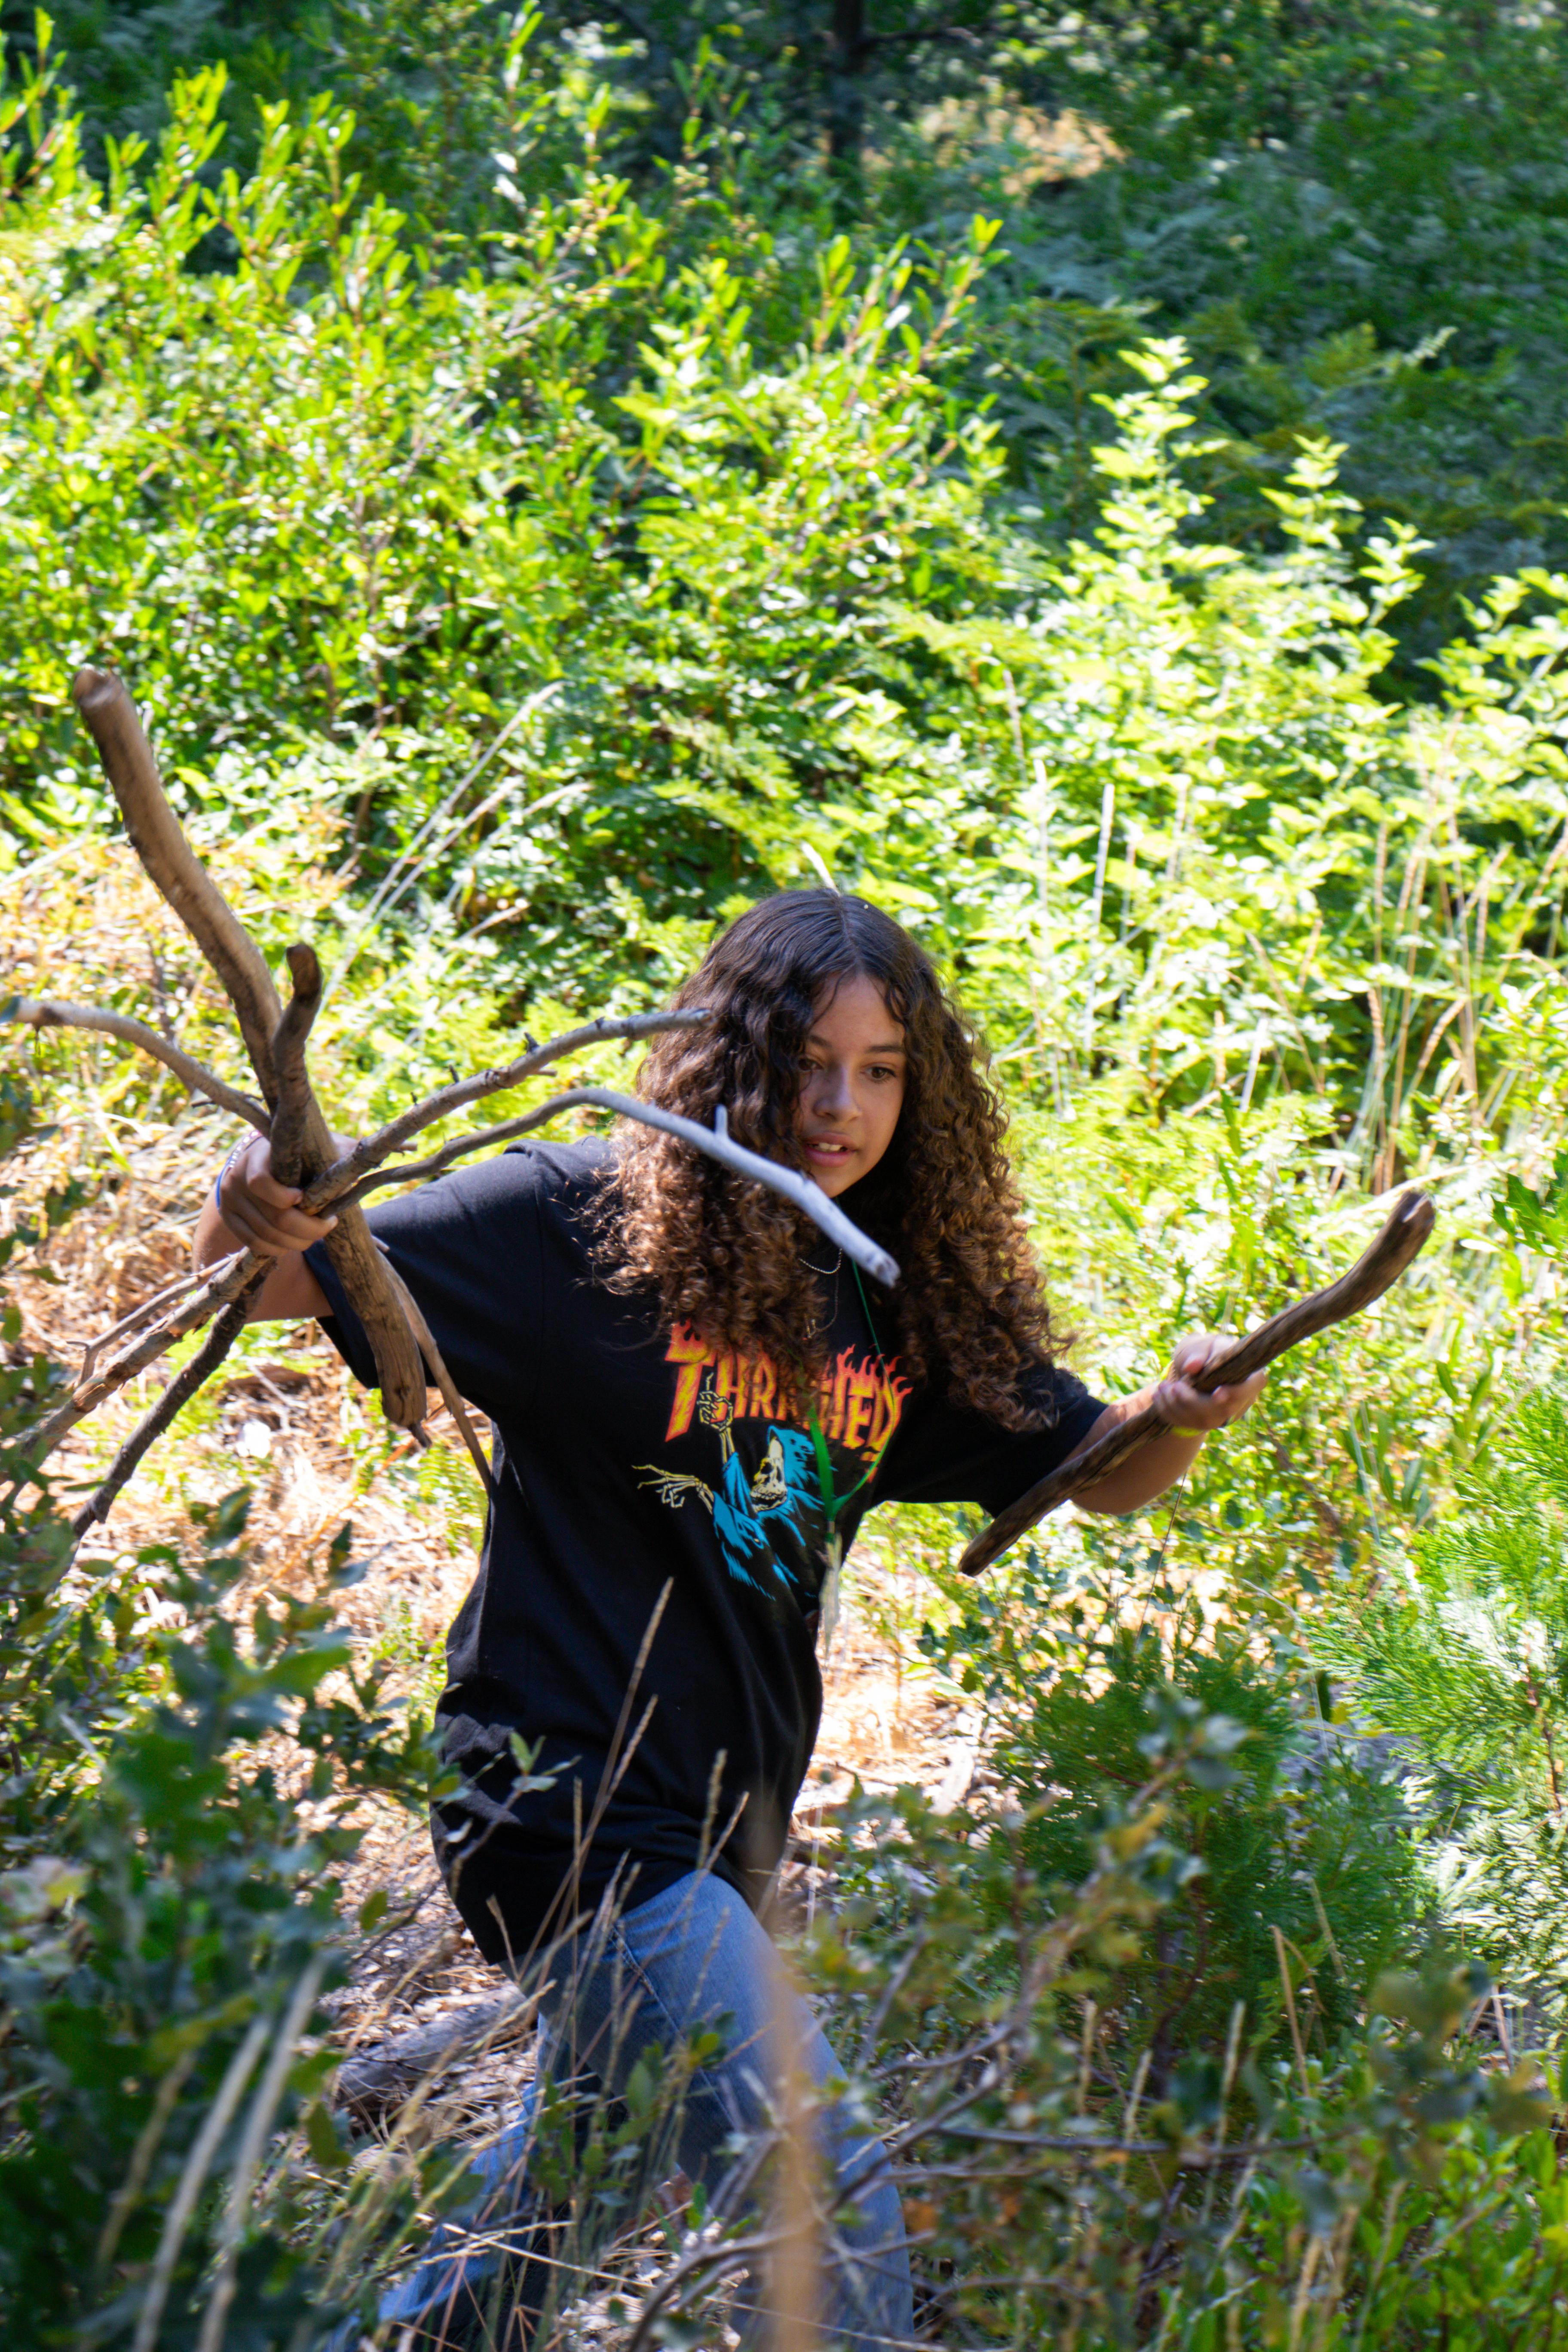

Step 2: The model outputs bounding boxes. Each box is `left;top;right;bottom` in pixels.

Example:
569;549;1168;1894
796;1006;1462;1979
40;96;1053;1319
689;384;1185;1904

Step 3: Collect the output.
374;1248;495;1498
68;670;429;1429
6;997;269;1132
267;944;323;1185
342;1090;902;1287
245;936;431;1422
70;1271;270;1539
959;1187;1437;1575
77;1263;230;1387
14;1250;262;1479
21;665;905;1532
10;1014;709;1478
333;1989;531;2121
72;668;285;1102
303;1009;712;1206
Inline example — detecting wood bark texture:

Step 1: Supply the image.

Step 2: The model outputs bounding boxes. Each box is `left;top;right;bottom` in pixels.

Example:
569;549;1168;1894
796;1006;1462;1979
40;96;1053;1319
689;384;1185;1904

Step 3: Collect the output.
70;669;428;1428
72;668;284;1099
959;1186;1437;1577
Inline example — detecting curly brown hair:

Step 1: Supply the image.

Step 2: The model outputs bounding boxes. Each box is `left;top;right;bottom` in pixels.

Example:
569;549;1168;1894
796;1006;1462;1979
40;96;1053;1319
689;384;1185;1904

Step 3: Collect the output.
594;890;1067;1430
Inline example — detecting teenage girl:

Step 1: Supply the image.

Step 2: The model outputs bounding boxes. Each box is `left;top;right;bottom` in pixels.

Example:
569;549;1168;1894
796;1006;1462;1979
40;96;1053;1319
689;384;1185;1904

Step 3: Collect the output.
196;891;1263;2349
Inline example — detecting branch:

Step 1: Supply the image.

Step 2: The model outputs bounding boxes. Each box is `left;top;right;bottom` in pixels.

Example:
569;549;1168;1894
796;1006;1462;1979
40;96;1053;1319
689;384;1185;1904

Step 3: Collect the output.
268;947;428;1428
70;1270;270;1538
374;1248;494;1500
303;1009;712;1208
267;944;322;1185
71;668;285;1103
12;1248;261;1479
10;1017;715;1474
343;1088;901;1288
77;1263;220;1385
5;996;269;1132
65;670;427;1430
959;1188;1436;1575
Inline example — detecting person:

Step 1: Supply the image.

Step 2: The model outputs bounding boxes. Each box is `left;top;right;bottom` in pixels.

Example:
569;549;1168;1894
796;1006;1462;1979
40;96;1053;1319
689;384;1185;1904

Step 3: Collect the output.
195;890;1264;2349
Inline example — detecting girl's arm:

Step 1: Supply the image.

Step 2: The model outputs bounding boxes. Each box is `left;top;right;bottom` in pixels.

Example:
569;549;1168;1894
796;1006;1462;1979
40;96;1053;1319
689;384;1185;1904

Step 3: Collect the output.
192;1134;337;1323
1072;1333;1266;1515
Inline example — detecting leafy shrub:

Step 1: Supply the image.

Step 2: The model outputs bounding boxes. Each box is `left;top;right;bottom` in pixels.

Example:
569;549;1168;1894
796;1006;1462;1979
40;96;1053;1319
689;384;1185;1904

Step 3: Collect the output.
1318;1384;1568;2025
796;1758;1557;2348
0;1096;446;2346
921;1538;1419;2071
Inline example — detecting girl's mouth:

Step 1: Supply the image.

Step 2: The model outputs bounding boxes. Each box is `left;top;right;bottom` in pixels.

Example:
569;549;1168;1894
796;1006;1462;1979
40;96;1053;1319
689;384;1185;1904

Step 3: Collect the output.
802;1135;855;1167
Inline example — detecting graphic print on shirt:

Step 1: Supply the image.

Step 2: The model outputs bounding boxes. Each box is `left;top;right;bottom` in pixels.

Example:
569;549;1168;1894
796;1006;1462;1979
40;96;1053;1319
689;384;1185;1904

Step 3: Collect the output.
636;1324;911;1605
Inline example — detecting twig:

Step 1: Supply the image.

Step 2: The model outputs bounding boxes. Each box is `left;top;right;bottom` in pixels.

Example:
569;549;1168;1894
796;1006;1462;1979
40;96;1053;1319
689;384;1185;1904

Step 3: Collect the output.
305;1010;712;1205
70;1270;269;1537
77;1261;229;1386
196;1957;327;2352
1273;1923;1311;2101
343;1090;900;1288
374;1249;493;1498
5;995;269;1131
14;1251;260;1478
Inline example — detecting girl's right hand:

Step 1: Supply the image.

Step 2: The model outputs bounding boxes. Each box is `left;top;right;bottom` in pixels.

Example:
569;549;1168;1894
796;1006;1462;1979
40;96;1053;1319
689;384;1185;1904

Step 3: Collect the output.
216;1134;340;1259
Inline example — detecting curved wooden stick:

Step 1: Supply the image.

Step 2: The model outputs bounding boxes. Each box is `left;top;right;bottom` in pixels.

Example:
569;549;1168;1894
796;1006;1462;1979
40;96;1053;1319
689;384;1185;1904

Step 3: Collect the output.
72;668;284;1103
959;1187;1437;1578
340;1089;902;1286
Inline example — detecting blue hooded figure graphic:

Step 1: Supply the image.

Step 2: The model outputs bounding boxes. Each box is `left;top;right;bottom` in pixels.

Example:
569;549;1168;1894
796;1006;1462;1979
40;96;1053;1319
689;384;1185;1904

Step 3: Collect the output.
713;1423;823;1596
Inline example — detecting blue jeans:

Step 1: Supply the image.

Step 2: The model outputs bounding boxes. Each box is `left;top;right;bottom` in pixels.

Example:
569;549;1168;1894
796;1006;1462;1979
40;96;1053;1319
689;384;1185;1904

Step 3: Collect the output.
356;1871;913;2350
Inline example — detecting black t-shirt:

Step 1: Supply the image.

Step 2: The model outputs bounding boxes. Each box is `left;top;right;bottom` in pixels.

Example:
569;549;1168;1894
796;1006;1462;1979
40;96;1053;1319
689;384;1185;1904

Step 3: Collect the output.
307;1141;1103;1951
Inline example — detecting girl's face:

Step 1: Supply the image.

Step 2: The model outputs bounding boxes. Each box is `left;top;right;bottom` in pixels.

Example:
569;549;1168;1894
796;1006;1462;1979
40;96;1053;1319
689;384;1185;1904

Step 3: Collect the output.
792;972;907;1197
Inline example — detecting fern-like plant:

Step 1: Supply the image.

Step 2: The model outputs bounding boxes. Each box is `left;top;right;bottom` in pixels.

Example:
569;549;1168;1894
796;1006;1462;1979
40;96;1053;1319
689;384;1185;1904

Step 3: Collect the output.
1322;1390;1568;1822
1319;1387;1568;2009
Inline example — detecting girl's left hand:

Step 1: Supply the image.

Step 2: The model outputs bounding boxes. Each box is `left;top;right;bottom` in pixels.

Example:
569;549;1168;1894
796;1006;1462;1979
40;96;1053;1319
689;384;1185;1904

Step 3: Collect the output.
1152;1332;1268;1434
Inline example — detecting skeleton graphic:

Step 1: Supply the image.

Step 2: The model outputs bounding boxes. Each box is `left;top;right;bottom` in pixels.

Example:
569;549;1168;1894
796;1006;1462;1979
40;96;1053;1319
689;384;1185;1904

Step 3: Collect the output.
636;1374;822;1596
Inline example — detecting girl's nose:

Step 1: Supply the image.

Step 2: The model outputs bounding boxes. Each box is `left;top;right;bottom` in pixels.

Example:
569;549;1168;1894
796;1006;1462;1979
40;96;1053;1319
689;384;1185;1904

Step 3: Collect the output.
807;1064;854;1119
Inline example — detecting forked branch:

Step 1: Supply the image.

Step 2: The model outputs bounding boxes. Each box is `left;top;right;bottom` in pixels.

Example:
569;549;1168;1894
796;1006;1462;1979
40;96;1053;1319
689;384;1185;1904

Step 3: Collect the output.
302;1010;712;1209
21;670;899;1528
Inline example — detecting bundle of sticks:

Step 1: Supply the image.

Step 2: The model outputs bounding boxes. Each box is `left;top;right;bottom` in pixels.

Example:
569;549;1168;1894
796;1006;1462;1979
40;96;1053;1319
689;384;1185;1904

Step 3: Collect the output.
5;672;897;1541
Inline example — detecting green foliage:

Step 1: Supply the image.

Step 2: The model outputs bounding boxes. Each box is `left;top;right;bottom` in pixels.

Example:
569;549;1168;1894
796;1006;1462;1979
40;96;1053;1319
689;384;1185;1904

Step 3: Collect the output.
0;1151;452;2344
1318;1389;1568;2015
923;1539;1419;2063
11;13;1568;2343
796;1761;1557;2349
